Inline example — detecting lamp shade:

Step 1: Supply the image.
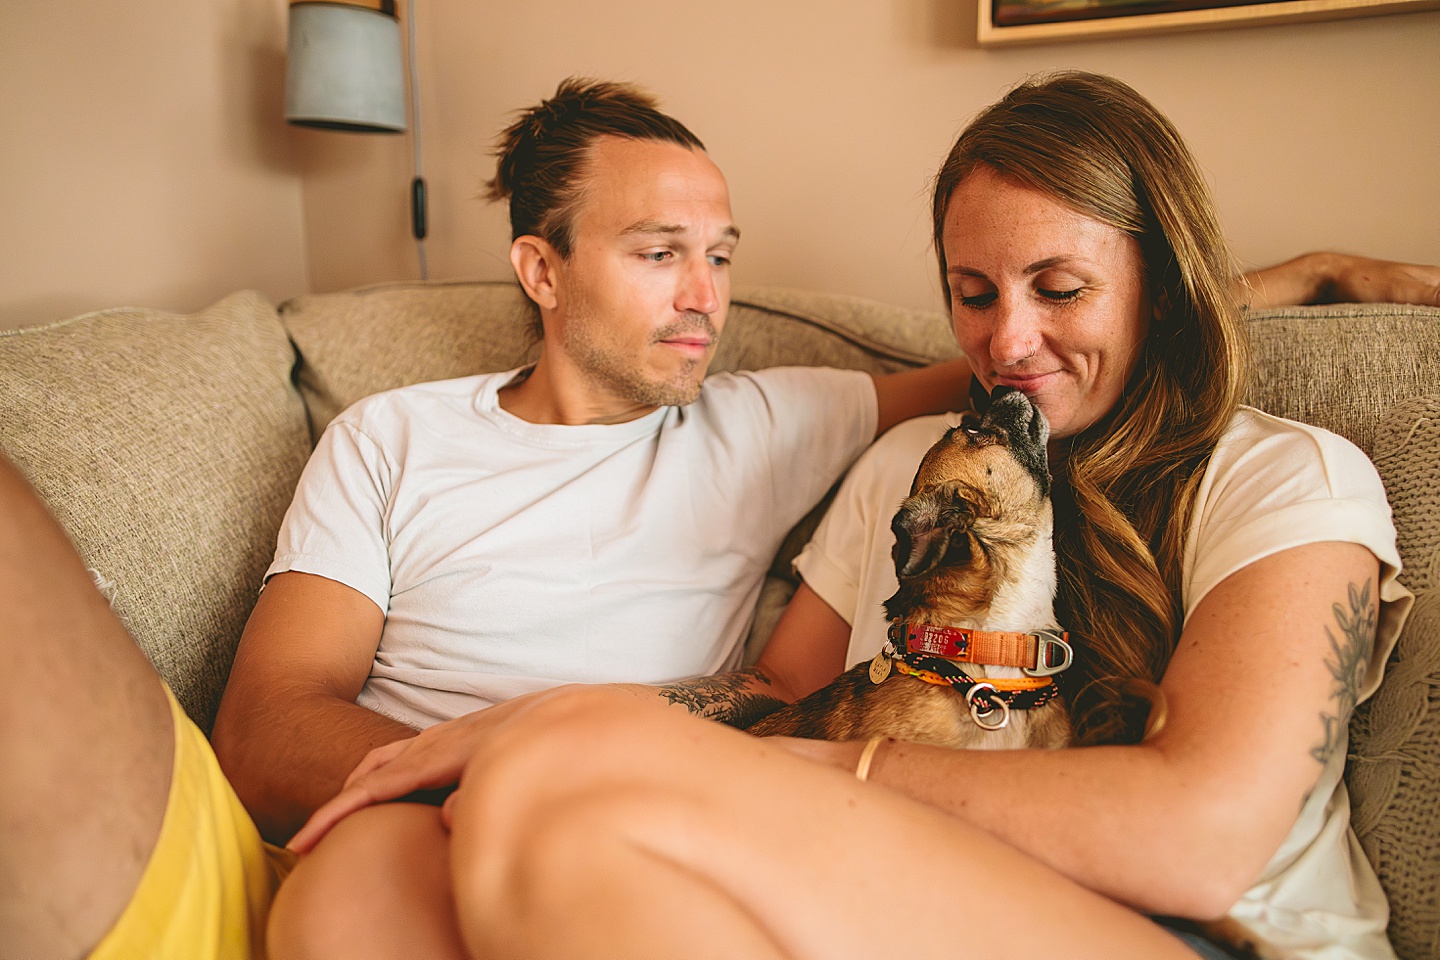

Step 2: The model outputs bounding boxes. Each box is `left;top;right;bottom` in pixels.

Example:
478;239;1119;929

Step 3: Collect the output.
285;2;406;133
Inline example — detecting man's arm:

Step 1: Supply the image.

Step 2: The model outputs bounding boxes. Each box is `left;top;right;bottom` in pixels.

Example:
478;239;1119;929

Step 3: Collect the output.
288;582;859;853
1238;252;1440;309
210;571;416;843
870;357;972;437
647;583;854;728
650;666;787;728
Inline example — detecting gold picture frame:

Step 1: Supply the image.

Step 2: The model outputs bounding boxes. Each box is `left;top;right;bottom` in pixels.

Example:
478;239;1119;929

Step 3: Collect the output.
977;0;1440;45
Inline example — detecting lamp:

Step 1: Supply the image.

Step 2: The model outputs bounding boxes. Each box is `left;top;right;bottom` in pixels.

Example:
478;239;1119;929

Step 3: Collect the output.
285;1;406;132
285;0;430;276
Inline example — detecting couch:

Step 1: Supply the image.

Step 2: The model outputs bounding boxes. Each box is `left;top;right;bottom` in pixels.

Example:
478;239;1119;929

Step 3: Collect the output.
1;281;1436;958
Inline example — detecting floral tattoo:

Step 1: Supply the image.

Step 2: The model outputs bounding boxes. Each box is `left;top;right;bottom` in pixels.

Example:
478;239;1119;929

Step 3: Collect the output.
1312;579;1376;766
656;667;788;728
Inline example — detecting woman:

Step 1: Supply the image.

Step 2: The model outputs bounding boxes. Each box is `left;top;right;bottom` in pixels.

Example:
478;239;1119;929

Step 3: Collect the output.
275;73;1412;959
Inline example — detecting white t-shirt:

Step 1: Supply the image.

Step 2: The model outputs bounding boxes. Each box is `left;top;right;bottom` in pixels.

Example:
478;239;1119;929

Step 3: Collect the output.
796;406;1412;960
267;366;877;730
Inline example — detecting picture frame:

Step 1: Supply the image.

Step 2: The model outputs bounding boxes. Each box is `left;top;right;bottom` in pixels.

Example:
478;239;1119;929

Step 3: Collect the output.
976;0;1440;46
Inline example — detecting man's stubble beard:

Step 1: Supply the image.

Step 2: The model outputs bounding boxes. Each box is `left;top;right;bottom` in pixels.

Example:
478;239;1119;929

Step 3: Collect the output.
561;295;718;408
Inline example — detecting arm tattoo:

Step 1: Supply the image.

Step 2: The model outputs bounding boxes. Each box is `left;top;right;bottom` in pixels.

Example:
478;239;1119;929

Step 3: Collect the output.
1311;579;1377;766
656;667;788;728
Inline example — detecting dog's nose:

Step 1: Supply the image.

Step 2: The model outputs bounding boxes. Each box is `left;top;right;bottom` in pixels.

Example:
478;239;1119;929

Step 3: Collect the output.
989;385;1028;411
985;386;1033;425
982;385;1047;449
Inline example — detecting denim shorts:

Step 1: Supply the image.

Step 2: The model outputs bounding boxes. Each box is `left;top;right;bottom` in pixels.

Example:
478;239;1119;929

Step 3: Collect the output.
1154;917;1249;960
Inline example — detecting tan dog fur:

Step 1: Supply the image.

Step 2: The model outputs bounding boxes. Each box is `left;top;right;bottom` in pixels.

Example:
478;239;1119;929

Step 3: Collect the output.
748;389;1070;750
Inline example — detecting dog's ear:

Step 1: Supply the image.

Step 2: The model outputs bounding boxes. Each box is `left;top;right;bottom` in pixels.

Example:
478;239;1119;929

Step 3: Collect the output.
891;485;974;579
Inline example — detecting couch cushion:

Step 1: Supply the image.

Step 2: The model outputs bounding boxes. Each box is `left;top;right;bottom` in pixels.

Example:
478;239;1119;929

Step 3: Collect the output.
279;281;544;439
1244;303;1440;456
715;287;958;374
1348;396;1440;960
0;291;311;731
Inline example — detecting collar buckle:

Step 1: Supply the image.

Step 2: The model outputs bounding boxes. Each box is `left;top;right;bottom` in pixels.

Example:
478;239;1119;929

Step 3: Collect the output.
1023;630;1073;677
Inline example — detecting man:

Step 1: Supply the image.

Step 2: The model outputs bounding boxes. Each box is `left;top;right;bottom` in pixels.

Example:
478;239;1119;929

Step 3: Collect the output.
4;77;1437;960
209;78;976;845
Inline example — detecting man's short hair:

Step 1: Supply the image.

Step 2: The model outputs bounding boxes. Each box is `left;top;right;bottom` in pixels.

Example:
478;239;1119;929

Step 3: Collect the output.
484;77;706;258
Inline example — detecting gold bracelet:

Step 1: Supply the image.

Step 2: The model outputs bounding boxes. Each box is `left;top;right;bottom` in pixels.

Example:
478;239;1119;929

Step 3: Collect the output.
854;735;889;782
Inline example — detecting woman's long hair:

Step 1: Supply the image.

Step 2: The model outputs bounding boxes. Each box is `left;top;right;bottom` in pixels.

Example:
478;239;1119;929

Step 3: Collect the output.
931;72;1251;745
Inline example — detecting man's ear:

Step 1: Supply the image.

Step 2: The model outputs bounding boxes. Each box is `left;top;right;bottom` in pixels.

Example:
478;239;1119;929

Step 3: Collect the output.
510;236;562;311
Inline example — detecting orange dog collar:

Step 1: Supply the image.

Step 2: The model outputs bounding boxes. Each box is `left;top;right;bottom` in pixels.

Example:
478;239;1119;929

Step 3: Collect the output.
889;621;1072;677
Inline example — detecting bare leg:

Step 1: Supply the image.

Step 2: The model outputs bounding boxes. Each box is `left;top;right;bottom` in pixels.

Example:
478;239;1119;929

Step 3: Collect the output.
447;689;1199;960
268;802;469;960
0;453;174;958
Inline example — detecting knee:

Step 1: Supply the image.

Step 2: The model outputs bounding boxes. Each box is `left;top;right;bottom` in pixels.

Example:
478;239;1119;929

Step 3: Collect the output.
444;699;712;925
267;812;373;960
268;803;459;960
459;686;675;803
449;779;676;951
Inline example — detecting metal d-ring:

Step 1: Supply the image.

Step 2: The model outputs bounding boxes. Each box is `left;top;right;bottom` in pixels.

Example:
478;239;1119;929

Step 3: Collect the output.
965;682;1011;731
1024;630;1073;677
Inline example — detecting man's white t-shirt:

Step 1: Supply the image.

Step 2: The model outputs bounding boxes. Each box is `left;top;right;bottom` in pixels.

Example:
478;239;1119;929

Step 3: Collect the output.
267;366;877;730
796;405;1412;960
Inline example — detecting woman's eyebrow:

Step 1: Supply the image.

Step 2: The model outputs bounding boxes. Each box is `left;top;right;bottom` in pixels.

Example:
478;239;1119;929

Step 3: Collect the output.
948;256;1082;278
1024;256;1084;274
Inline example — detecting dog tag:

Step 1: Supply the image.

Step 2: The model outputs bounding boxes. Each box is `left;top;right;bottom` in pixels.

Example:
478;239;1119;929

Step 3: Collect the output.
869;651;892;684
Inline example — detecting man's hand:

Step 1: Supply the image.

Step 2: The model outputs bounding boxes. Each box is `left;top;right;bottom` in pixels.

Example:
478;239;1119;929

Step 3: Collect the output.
1240;252;1440;309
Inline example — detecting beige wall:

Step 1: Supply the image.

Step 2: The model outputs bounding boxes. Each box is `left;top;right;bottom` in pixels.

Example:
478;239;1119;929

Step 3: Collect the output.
303;0;1440;313
4;2;1435;327
0;0;308;329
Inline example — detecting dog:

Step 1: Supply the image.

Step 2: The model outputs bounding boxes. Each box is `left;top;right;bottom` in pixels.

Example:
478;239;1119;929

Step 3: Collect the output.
747;387;1071;751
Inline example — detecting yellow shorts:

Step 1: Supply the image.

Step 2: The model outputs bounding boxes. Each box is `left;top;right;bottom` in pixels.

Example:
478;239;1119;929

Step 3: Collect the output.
89;686;297;960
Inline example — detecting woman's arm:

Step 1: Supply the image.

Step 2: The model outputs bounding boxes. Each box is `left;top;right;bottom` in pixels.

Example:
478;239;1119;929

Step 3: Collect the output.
782;540;1381;919
1237;252;1440;309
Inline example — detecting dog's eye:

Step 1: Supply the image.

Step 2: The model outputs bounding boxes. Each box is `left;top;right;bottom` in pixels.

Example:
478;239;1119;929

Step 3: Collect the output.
962;426;982;437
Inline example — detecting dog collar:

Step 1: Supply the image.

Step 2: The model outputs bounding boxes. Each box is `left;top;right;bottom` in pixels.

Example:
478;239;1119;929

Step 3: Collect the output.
888;621;1072;677
891;655;1061;731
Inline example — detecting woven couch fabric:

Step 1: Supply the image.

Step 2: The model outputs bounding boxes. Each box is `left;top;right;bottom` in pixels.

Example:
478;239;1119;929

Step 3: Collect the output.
718;287;959;373
1244;304;1440;456
1352;397;1440;960
0;291;311;731
279;281;543;440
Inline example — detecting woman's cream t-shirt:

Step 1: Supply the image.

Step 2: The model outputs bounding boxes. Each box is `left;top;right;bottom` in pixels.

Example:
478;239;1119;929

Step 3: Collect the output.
796;406;1412;960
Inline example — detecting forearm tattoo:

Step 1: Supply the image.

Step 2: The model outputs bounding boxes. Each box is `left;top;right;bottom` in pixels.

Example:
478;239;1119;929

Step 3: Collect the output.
1311;579;1377;766
656;666;788;728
